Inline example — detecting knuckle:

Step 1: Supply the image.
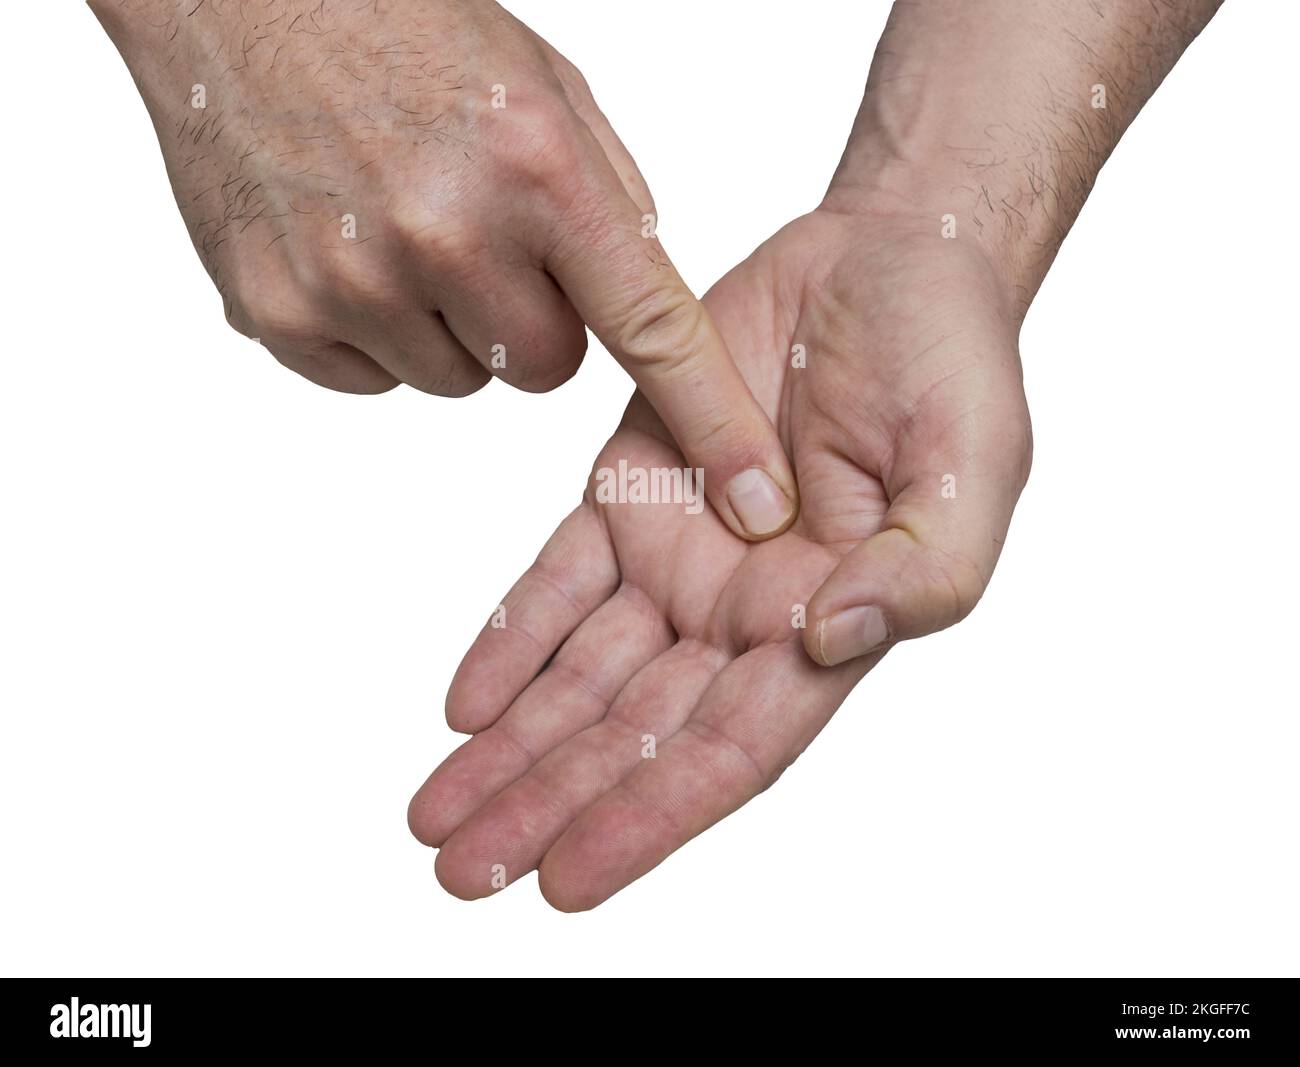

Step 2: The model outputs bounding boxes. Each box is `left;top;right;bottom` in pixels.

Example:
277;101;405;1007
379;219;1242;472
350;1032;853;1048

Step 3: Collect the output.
501;307;588;392
508;349;585;393
272;348;392;395
237;285;320;347
613;287;707;374
317;254;403;314
545;48;587;90
927;548;989;625
414;360;490;399
221;295;250;334
549;55;595;107
392;210;484;272
492;96;584;187
1014;415;1035;489
690;410;751;455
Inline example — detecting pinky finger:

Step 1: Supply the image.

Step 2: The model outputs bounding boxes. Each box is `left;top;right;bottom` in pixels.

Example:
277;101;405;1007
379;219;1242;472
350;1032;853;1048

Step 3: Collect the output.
225;297;399;394
444;502;620;734
265;340;399;395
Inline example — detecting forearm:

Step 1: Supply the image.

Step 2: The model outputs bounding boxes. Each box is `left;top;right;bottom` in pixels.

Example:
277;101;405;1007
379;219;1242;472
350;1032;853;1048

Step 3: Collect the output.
825;0;1222;308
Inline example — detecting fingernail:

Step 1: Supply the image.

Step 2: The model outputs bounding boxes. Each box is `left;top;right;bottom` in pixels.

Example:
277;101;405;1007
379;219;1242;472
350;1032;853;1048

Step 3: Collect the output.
726;468;794;537
816;606;890;666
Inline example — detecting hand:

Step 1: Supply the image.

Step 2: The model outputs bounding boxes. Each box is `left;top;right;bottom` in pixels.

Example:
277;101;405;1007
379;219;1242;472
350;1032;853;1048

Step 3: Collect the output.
90;0;798;539
407;207;1033;909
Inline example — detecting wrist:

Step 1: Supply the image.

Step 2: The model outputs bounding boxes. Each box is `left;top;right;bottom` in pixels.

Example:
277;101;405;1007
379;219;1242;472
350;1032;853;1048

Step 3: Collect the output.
826;143;1050;314
822;0;1221;309
820;105;1079;312
89;0;234;103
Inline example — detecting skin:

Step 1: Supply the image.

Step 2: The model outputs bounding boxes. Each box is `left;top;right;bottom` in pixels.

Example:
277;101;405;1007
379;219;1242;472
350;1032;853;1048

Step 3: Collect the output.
87;0;798;540
409;207;1029;910
409;0;1223;909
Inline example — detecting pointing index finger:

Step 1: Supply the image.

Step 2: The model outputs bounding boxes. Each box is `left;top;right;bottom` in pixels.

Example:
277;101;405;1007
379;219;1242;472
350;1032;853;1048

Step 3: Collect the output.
546;198;798;540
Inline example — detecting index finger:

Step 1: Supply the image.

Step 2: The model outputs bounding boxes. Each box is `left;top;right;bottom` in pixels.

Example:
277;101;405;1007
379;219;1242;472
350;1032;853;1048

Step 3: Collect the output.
546;194;798;540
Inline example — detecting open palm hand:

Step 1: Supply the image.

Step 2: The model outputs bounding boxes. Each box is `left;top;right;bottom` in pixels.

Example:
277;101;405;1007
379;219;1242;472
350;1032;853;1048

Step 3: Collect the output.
409;208;1032;909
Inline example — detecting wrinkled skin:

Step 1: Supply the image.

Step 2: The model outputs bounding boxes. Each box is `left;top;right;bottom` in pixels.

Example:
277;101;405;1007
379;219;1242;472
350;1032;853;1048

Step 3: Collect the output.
97;0;625;395
408;209;1034;910
90;0;801;539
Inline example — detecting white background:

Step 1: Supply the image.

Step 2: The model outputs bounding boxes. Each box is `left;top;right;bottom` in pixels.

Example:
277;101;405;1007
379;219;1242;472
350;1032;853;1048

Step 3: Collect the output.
1;2;1295;977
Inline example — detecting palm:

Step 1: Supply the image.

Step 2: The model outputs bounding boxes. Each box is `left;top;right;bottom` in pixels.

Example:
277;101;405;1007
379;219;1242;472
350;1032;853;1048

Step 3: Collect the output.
408;210;1031;909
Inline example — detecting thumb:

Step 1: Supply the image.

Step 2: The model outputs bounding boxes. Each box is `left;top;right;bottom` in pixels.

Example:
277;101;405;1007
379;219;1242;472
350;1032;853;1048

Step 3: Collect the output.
804;420;1030;666
547;201;798;541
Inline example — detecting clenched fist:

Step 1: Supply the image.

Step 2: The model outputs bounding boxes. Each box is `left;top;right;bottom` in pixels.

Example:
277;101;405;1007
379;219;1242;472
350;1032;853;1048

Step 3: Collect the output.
90;0;798;539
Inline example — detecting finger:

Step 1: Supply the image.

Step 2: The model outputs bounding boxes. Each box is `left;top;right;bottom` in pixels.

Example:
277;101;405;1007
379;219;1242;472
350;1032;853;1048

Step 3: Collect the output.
266;340;399;395
803;401;1032;666
433;639;725;899
540;42;655;215
444;504;618;735
226;294;398;394
335;310;490;398
545;193;798;542
538;641;864;912
437;262;588;393
408;585;673;849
